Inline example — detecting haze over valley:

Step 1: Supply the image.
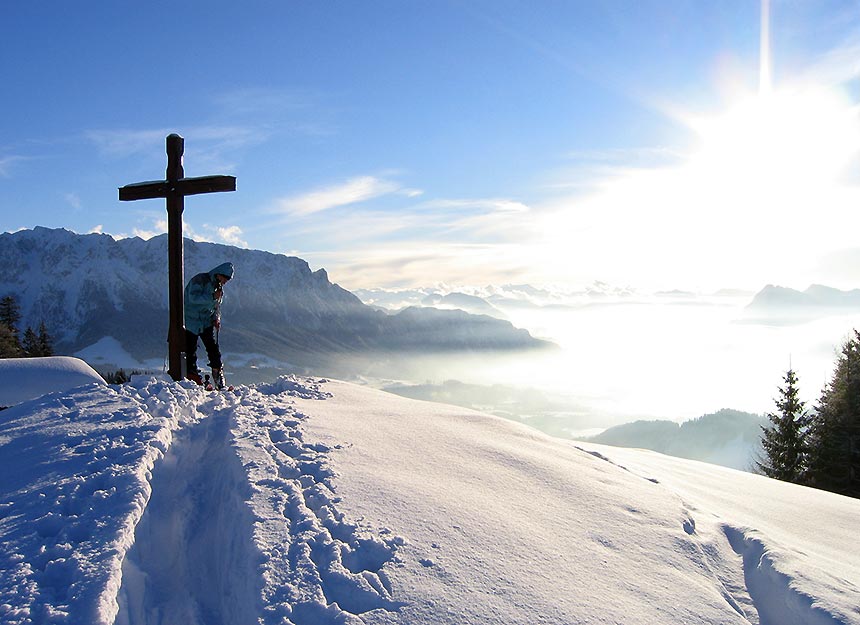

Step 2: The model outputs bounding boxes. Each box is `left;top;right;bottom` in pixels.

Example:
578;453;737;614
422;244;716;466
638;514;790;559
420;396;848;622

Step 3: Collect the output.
357;281;859;422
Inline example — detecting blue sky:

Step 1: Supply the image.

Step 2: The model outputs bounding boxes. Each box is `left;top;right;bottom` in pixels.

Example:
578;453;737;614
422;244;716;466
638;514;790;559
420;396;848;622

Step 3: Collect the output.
3;1;860;291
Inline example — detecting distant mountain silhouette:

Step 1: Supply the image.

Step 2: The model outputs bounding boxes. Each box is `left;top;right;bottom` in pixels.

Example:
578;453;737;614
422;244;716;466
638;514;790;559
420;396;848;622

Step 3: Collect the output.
744;284;860;324
582;409;766;471
420;292;507;319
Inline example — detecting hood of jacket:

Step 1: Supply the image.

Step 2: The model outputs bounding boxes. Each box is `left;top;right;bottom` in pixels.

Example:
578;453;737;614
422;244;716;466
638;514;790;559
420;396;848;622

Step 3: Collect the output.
209;262;234;280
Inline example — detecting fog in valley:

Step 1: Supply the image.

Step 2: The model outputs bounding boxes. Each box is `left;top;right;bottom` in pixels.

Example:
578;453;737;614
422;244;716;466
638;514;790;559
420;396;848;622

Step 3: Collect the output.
349;284;859;470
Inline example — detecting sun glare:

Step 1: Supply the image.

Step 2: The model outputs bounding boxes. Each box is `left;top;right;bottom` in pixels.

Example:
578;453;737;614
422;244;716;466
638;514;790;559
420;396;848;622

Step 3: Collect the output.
527;0;860;291
687;88;860;193
532;84;860;291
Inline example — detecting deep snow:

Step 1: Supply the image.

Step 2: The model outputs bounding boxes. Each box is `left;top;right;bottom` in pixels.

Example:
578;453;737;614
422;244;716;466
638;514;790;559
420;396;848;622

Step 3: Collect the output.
0;357;105;407
0;359;858;624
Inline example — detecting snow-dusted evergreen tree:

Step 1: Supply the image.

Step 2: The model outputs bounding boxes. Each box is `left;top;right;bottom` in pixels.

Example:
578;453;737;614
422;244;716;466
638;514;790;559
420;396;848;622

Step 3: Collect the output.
807;331;860;499
757;368;809;483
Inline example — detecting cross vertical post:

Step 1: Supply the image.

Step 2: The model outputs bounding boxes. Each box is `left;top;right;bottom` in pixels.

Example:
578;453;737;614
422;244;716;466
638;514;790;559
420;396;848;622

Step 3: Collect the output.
165;134;186;383
119;133;236;382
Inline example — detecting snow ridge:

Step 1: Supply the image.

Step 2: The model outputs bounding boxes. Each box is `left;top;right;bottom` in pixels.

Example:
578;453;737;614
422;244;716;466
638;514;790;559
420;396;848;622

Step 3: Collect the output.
723;526;844;625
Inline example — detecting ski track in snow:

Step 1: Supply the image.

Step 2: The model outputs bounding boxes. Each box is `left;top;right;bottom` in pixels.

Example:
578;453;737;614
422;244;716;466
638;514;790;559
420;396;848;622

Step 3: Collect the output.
0;376;404;625
575;445;850;625
114;376;404;625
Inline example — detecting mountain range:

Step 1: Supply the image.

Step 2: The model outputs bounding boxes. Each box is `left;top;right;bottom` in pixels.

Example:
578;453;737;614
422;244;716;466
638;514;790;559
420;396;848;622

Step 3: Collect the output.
0;228;549;377
744;283;860;323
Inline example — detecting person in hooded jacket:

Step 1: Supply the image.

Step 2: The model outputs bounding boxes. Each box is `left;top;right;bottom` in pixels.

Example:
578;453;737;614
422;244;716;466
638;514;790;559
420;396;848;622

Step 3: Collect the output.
184;262;234;389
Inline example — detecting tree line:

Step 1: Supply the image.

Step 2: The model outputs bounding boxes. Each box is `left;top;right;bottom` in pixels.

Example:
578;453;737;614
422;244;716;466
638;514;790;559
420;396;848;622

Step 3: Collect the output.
758;330;860;499
0;295;55;358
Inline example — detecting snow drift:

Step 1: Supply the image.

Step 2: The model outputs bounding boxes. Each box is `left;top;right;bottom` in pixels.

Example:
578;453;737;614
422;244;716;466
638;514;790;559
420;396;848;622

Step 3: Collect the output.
0;356;105;407
0;362;858;624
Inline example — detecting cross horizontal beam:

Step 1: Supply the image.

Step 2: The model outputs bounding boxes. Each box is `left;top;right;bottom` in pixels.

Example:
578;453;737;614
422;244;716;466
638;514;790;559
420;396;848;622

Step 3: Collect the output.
118;174;236;201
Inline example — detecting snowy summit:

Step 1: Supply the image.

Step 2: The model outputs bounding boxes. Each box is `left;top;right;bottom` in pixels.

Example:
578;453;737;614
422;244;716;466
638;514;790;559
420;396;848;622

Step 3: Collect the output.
0;358;858;624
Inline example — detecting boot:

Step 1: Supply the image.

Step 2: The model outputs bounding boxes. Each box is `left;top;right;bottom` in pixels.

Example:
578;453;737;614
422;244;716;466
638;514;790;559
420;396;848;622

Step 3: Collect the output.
186;370;203;386
212;367;227;390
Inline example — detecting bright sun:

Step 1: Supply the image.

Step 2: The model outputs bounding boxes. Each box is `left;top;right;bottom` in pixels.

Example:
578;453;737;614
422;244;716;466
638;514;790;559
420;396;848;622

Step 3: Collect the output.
692;0;860;194
533;0;860;289
532;84;860;290
686;87;860;194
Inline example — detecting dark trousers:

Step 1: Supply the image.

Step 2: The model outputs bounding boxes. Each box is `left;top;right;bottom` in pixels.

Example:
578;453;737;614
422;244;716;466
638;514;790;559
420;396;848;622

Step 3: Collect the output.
185;326;222;374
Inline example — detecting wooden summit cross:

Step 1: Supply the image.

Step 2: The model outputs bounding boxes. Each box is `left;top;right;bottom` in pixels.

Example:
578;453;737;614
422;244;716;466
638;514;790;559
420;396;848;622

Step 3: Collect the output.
119;133;236;382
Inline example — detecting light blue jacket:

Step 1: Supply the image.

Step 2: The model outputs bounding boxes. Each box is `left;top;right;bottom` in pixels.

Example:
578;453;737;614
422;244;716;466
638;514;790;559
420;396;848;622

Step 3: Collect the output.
184;262;234;335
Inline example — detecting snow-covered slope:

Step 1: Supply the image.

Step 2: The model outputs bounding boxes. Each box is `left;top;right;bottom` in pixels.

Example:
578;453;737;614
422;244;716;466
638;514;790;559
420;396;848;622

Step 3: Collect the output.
0;365;857;624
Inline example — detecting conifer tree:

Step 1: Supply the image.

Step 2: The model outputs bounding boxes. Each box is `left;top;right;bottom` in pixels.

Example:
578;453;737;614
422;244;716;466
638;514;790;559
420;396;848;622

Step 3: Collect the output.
20;322;55;357
0;295;23;356
0;323;22;357
37;321;54;357
807;331;860;499
0;295;21;334
22;327;39;357
757;368;809;482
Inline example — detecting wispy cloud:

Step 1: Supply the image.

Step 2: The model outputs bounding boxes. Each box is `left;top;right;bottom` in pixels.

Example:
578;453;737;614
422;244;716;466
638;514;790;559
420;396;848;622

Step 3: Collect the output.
212;86;339;139
267;188;539;288
86;129;173;159
131;218;168;241
270;189;534;249
303;242;535;290
211;225;248;247
126;216;247;248
213;87;316;117
274;176;407;216
86;125;268;174
407;197;536;242
419;198;530;213
800;33;860;87
0;155;28;177
64;193;82;210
